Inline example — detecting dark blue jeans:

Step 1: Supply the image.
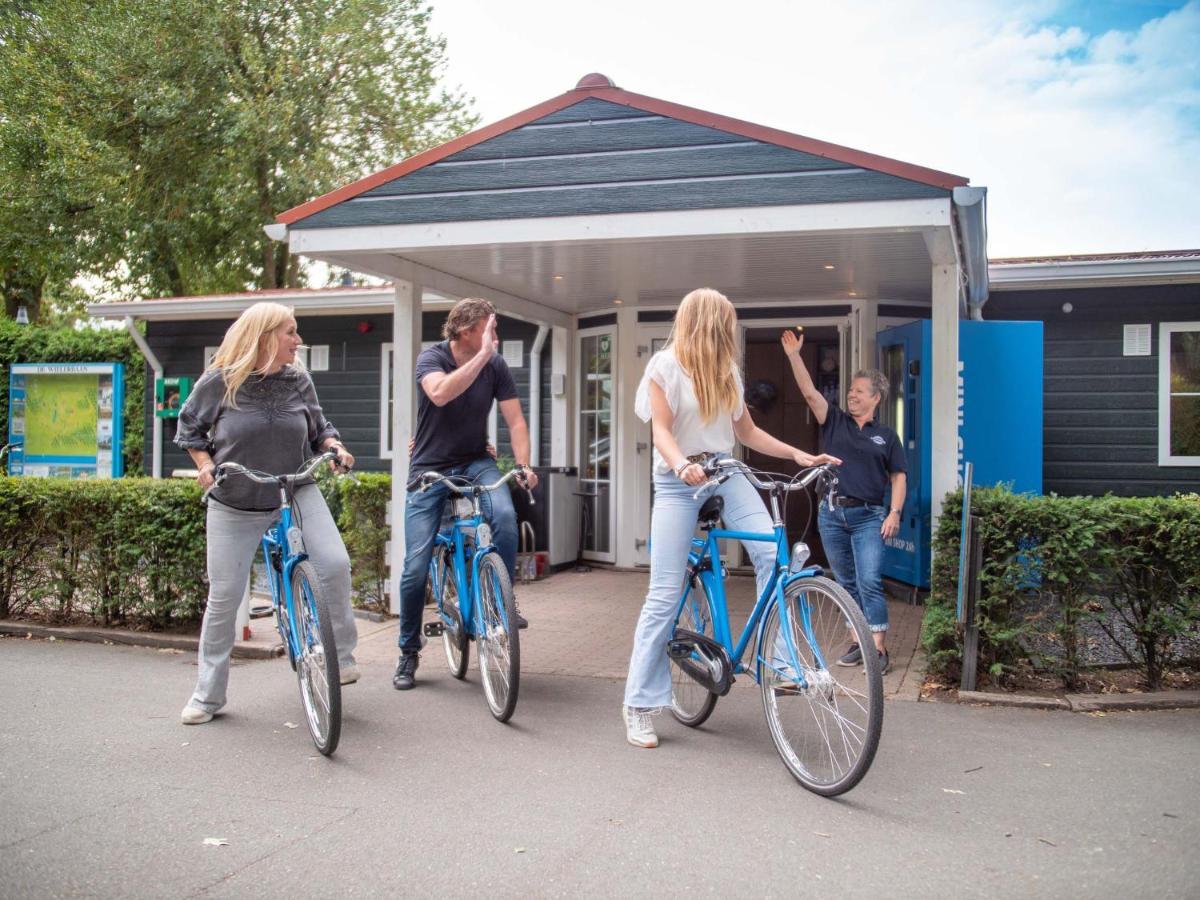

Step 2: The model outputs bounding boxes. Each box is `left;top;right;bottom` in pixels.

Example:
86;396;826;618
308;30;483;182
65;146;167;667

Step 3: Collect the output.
818;504;889;633
398;457;518;653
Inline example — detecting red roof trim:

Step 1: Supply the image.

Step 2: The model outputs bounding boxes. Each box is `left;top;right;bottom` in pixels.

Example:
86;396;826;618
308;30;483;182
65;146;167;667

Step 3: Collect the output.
278;83;969;226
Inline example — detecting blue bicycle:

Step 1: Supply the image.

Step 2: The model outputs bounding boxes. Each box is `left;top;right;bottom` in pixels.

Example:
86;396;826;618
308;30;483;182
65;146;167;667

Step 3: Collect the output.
667;457;883;796
205;450;348;756
418;468;528;722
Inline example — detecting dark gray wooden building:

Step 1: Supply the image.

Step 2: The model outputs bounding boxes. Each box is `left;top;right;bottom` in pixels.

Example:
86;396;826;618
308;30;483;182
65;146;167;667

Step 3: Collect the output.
91;72;998;605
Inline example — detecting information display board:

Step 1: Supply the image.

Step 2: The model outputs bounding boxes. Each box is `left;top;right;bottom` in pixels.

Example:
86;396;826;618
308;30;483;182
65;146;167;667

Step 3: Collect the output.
7;363;125;479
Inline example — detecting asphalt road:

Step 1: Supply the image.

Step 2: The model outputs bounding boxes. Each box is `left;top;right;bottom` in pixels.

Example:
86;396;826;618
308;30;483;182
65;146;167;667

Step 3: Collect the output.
1;636;1197;898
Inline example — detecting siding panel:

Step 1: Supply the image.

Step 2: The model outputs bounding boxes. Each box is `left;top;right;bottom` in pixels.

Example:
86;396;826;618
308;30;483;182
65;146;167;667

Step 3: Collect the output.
986;282;1200;496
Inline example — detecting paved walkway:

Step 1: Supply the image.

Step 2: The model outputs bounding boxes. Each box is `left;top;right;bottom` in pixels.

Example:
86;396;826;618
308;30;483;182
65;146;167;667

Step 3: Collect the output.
340;567;926;699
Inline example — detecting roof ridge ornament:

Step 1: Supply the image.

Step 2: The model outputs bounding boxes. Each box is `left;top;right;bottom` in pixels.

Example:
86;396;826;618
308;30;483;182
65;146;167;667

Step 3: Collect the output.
575;73;616;90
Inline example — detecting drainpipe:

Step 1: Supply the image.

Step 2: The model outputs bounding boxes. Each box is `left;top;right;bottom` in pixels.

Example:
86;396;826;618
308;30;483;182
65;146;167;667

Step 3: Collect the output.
528;325;549;466
124;316;163;478
953;186;989;320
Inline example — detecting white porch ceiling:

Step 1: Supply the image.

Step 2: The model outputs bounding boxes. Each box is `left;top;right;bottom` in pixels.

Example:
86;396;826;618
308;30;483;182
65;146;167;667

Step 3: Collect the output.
316;229;936;315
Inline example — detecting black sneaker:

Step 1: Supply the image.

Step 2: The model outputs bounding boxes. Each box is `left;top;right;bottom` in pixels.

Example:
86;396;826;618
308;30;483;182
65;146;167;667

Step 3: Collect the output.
392;652;419;690
513;599;529;630
878;650;891;676
836;643;862;667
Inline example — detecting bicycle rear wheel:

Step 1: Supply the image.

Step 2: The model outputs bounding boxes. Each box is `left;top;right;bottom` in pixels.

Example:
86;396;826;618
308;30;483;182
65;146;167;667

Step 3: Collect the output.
292;560;341;756
669;574;720;727
431;547;469;679
475;551;520;722
758;575;882;796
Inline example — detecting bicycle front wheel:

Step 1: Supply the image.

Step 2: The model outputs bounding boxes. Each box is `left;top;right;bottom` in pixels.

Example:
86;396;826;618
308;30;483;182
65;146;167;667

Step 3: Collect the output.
431;547;469;679
758;575;882;796
669;574;720;728
475;551;520;722
292;560;342;756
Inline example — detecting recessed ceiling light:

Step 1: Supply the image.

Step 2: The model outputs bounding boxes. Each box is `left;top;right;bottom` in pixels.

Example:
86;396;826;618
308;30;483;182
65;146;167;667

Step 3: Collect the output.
553;274;564;281
824;264;835;270
613;298;623;305
848;291;858;297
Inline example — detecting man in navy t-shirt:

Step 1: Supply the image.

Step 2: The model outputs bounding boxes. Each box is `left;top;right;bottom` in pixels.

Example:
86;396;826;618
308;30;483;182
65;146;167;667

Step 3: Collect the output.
393;298;538;691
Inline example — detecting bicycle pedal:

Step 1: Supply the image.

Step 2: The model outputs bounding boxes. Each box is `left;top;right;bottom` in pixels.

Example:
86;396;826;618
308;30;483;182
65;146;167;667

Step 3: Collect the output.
422;621;444;637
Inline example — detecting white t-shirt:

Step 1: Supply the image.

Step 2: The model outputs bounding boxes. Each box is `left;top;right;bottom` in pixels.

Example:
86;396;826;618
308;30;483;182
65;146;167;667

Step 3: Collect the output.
634;347;746;475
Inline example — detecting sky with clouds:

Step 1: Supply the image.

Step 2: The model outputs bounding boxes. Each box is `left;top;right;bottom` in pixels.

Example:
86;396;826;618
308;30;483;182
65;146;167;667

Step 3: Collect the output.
427;0;1199;258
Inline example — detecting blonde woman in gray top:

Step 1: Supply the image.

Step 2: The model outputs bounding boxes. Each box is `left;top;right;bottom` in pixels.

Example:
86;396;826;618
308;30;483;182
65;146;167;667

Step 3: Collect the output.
175;302;358;725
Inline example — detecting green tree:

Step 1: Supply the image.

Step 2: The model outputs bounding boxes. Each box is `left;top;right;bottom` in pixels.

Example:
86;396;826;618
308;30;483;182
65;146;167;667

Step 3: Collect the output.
0;0;475;320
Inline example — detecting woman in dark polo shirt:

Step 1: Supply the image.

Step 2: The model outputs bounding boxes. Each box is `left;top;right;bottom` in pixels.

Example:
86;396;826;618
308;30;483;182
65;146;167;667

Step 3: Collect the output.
781;330;907;674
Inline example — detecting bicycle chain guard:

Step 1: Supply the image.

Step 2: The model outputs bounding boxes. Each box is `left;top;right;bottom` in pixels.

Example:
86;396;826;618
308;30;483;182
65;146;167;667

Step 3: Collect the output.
668;628;734;696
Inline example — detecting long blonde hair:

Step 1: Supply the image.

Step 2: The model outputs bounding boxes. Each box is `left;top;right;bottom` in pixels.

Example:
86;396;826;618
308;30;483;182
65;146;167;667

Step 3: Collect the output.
668;288;741;423
209;301;297;407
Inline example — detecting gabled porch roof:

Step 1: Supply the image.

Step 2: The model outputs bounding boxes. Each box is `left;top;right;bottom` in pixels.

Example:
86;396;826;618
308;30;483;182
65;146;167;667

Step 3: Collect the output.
274;74;979;320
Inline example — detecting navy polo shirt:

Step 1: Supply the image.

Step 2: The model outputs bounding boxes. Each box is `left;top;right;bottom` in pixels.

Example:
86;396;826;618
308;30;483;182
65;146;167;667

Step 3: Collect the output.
820;403;907;506
410;341;518;483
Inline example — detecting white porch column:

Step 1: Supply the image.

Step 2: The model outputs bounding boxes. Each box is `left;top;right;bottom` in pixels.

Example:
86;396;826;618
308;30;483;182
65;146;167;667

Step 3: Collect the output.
389;280;422;614
549;325;571;467
930;262;961;525
613;306;640;568
857;300;878;374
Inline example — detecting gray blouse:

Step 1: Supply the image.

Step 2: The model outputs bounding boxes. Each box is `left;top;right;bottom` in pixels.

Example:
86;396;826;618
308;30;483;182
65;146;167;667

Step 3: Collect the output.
174;366;340;511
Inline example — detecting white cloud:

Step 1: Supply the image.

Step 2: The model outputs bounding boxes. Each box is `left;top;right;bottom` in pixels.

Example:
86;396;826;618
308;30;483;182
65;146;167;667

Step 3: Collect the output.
430;0;1200;256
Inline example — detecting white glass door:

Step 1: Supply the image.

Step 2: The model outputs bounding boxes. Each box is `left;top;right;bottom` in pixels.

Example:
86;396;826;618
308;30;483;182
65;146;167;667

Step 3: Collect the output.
578;329;615;561
633;328;671;566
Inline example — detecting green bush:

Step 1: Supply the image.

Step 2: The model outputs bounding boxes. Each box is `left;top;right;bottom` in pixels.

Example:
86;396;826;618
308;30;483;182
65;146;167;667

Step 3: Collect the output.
0;476;207;626
0;318;145;475
337;472;391;613
924;487;1200;690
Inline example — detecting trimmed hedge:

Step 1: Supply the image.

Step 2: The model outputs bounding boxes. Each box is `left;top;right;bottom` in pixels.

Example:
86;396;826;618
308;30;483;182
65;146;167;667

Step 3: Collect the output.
335;472;391;613
923;487;1200;690
0;318;145;475
0;473;395;628
0;476;206;627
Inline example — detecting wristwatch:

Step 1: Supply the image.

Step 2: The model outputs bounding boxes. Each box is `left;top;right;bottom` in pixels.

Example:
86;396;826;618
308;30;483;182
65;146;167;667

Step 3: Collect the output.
888;509;902;516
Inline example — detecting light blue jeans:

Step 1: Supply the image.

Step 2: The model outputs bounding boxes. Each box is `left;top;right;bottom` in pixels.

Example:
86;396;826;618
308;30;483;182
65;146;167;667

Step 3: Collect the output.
624;469;777;710
817;504;889;633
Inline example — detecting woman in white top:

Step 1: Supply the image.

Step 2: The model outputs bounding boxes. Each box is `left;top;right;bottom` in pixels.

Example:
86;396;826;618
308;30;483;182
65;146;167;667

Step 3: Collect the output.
622;288;839;748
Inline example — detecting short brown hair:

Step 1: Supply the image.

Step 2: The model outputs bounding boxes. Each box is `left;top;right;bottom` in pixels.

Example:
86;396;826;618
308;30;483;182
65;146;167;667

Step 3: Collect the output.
442;298;496;341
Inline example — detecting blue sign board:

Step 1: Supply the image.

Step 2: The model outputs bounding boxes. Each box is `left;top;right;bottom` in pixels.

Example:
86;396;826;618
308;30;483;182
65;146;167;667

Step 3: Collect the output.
7;363;125;479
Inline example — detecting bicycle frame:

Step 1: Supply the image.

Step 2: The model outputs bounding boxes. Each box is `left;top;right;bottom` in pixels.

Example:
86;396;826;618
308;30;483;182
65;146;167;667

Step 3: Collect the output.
679;522;826;683
430;500;499;639
259;501;310;665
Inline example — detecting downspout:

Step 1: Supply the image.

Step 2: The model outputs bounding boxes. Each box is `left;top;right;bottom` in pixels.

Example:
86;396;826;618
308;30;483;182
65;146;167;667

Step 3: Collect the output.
528;324;549;466
953;186;989;320
124;316;163;478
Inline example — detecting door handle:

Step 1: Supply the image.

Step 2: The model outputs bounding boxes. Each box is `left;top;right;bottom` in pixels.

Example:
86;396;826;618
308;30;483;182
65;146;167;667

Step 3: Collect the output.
636;442;649;453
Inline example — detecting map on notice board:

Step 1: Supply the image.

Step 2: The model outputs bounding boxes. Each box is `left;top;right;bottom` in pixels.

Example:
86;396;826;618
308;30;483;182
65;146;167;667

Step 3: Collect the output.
23;374;100;457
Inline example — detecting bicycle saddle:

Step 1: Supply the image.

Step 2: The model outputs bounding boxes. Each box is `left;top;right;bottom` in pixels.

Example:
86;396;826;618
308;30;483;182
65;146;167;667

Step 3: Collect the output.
697;495;724;530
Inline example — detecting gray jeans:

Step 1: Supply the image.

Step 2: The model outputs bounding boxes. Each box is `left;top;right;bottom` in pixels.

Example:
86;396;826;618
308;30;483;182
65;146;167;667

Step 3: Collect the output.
189;483;357;713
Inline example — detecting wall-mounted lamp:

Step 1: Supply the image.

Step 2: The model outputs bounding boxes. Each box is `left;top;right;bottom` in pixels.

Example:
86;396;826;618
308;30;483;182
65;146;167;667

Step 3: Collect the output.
1061;302;1073;314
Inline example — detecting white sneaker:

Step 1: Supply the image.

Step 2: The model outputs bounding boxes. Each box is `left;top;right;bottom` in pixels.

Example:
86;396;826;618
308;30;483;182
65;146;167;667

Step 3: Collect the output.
180;705;213;725
622;705;660;749
339;663;360;685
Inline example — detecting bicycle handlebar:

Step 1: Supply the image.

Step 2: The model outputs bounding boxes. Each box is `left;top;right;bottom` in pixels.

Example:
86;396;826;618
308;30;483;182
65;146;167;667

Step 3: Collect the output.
691;457;835;500
417;466;536;505
202;449;351;502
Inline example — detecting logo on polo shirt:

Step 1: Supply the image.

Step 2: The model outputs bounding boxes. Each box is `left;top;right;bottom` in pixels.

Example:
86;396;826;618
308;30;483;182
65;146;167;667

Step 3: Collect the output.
871;435;886;445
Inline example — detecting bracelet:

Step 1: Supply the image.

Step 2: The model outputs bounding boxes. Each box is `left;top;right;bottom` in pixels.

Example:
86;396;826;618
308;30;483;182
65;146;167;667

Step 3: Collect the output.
889;509;902;516
673;460;690;476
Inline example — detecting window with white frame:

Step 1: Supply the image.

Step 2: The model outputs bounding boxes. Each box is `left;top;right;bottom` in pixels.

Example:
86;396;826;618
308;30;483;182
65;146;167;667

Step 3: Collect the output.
1159;322;1200;466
